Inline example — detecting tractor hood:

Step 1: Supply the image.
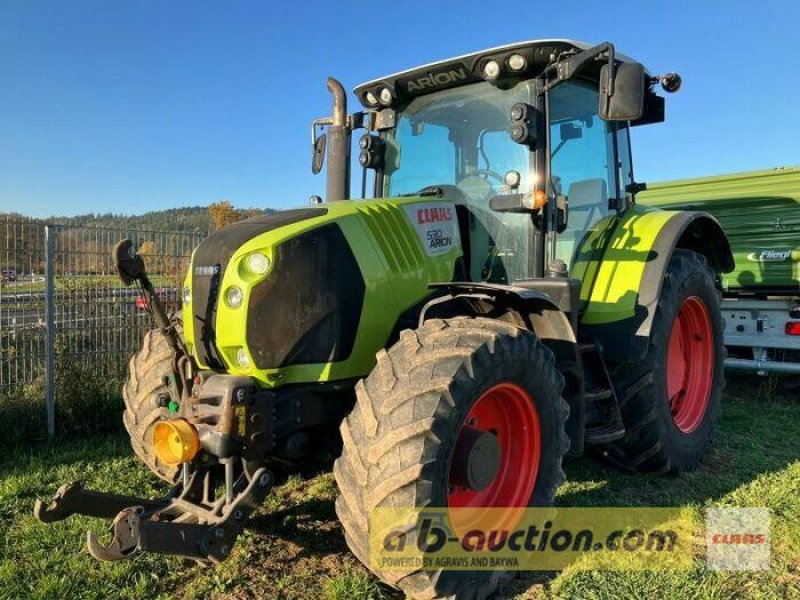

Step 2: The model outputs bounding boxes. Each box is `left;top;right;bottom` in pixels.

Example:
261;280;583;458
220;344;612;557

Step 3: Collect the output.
182;198;463;387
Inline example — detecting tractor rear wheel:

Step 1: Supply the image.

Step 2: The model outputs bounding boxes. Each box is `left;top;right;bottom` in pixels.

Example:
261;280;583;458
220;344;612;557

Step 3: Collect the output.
122;329;180;483
606;249;725;473
334;317;570;600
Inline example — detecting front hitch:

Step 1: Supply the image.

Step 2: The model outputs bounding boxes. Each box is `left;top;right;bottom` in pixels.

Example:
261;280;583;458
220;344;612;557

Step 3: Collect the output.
34;368;327;563
35;367;282;563
34;463;274;563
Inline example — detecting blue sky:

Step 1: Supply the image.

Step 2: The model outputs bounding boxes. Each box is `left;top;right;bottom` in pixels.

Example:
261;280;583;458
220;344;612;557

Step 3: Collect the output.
0;0;797;217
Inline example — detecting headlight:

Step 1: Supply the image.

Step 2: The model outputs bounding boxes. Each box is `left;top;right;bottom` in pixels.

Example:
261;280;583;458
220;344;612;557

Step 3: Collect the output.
483;60;501;81
226;286;243;309
503;170;521;189
246;252;270;275
236;348;250;368
507;53;527;71
378;87;393;106
182;287;191;305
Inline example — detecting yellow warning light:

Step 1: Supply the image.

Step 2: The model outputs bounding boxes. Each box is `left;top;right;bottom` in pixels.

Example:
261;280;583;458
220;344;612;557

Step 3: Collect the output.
153;419;200;466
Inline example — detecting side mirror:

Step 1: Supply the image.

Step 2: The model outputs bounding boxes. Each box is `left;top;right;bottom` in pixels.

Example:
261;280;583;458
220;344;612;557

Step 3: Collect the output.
312;133;327;175
599;62;645;121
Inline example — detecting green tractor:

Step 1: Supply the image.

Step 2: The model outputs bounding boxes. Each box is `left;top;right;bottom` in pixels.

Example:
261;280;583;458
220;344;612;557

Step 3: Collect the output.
36;40;733;599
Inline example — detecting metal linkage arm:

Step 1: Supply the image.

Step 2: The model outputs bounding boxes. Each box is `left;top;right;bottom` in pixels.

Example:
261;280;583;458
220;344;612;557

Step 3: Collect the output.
35;465;275;564
85;467;274;563
33;481;170;523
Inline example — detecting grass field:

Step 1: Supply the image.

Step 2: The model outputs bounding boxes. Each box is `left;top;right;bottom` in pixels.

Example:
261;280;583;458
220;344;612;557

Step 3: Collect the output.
0;378;797;600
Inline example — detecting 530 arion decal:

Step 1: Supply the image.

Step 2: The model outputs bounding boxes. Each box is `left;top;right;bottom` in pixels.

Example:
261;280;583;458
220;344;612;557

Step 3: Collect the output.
403;202;461;257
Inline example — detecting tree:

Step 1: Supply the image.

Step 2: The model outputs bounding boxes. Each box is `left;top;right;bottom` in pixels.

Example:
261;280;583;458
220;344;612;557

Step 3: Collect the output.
137;240;165;274
138;241;157;256
209;201;239;231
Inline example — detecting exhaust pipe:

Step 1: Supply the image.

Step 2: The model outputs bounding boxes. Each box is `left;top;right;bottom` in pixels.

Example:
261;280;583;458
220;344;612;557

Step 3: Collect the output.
325;77;351;202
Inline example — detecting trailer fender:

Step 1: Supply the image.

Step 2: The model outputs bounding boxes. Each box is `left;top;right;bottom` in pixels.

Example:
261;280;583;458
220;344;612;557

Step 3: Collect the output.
576;206;733;363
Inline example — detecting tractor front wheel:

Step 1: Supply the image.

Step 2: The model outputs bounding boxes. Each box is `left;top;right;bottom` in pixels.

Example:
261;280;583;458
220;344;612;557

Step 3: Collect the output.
606;249;725;473
122;329;180;483
334;317;570;600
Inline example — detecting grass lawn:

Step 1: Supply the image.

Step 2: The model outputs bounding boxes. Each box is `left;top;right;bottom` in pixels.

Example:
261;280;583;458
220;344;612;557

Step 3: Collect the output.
0;378;797;600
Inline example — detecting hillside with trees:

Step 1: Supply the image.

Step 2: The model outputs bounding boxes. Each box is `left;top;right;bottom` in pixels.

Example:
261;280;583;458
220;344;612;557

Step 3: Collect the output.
1;203;274;235
1;203;275;276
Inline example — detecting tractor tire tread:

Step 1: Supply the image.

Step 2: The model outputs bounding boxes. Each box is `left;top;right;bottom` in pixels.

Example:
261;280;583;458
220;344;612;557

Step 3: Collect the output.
335;317;569;600
122;328;180;482
604;249;725;474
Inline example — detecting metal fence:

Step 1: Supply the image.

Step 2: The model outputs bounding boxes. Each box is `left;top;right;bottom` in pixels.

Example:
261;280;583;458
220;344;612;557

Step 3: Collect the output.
0;216;203;437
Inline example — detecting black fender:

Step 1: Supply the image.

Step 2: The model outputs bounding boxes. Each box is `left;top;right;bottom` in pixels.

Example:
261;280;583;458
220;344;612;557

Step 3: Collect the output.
424;282;586;456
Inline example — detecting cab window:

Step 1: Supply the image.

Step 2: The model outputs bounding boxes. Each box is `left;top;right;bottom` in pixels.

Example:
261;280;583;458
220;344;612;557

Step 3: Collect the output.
549;81;618;268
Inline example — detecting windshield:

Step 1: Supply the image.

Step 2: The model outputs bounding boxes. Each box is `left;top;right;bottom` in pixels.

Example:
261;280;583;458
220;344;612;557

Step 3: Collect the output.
383;81;539;283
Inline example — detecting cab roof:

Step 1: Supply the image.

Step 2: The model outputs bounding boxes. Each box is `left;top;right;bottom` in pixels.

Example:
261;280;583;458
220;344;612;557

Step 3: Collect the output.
353;39;641;109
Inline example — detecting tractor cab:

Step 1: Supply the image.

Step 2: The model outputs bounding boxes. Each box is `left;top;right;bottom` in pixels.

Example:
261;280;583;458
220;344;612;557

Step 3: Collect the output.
379;76;628;283
319;40;678;284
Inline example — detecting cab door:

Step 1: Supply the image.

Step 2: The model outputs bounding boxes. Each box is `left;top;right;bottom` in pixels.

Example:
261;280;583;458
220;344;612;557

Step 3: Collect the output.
549;80;630;269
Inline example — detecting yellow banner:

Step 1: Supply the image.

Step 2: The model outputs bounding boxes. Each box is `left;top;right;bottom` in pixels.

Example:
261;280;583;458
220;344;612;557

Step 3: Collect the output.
369;507;695;571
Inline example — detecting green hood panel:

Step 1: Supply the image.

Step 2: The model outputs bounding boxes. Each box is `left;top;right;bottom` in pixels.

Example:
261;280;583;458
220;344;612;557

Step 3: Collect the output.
183;198;463;387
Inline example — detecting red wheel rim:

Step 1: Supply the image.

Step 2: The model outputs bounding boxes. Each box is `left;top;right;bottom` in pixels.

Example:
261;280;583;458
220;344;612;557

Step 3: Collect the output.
666;296;714;433
447;383;541;527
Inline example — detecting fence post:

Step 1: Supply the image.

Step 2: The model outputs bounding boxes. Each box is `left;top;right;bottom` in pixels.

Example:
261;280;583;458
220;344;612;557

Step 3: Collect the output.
44;225;56;437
